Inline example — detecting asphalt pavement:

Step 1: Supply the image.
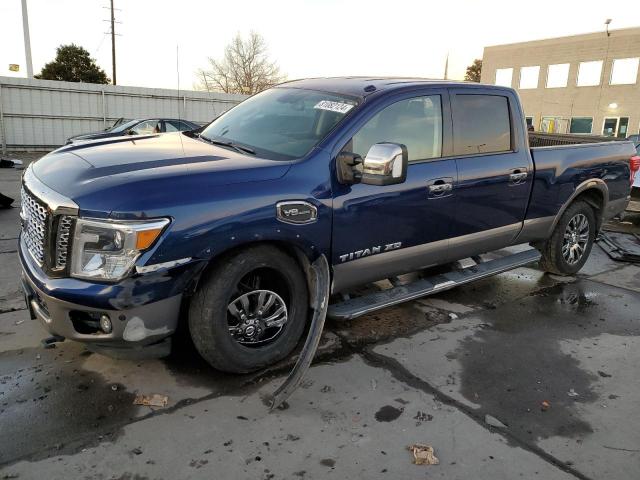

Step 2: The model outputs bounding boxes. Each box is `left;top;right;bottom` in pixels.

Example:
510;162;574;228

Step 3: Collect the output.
1;154;639;479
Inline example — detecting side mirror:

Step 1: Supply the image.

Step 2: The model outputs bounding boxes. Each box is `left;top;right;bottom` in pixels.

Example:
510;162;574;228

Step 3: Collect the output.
361;142;408;186
336;152;362;184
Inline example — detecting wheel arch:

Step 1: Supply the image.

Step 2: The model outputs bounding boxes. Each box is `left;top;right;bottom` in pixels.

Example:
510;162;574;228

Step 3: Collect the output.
550;179;608;234
184;240;319;308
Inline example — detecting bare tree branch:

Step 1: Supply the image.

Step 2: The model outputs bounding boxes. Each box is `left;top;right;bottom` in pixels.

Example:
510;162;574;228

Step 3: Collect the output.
195;32;286;94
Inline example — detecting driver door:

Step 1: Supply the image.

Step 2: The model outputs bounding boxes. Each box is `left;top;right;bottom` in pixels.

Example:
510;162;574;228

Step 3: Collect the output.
331;90;457;292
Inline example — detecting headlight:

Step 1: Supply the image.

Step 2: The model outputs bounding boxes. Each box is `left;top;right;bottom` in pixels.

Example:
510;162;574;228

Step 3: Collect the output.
70;218;169;281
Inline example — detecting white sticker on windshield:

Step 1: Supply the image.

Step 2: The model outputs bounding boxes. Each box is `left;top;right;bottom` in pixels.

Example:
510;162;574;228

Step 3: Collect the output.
314;100;354;114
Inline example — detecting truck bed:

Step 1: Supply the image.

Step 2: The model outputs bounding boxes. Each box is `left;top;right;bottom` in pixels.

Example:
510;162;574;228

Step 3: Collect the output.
528;132;624;148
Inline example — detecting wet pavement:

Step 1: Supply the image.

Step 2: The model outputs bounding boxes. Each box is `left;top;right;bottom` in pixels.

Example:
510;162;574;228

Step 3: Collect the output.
1;155;639;479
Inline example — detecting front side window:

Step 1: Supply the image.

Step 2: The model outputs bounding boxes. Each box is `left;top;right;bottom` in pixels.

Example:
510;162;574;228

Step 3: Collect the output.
131;120;160;135
201;88;359;160
348;96;443;162
452;95;511;155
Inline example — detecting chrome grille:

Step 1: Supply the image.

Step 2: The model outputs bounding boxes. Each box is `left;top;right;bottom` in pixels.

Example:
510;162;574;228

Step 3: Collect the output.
20;186;48;265
55;216;74;268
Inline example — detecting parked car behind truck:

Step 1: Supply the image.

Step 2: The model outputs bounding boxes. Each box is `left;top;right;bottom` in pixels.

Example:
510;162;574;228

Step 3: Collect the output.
65;118;200;144
19;78;639;374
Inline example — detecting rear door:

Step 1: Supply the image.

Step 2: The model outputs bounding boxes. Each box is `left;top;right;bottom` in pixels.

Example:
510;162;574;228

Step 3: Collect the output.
448;88;533;256
331;89;458;291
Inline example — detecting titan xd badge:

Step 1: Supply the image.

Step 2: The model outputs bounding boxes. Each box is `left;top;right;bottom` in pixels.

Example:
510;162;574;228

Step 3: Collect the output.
339;242;402;262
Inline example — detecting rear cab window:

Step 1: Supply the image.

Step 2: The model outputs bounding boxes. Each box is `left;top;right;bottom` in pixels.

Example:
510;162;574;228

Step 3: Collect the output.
451;94;512;155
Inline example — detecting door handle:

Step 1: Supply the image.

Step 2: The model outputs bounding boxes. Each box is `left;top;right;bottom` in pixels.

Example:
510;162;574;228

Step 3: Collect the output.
427;178;454;198
429;183;453;193
509;168;528;185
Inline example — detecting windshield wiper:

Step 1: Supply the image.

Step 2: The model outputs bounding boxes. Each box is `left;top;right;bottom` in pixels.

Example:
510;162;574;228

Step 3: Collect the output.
197;134;256;155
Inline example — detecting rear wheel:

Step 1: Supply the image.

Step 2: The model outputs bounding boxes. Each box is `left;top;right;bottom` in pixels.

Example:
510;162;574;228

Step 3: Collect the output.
538;200;596;275
189;246;308;373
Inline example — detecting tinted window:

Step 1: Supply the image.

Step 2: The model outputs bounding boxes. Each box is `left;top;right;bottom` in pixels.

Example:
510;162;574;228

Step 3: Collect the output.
349;96;442;162
452;95;511;155
201;88;358;160
166;120;194;132
164;121;180;132
570;117;593;134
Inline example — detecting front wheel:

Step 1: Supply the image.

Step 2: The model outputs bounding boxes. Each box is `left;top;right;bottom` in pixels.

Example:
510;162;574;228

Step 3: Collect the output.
538;200;596;275
189;246;308;373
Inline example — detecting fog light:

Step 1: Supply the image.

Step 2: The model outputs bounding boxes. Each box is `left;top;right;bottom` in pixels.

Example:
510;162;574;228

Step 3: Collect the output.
100;314;112;334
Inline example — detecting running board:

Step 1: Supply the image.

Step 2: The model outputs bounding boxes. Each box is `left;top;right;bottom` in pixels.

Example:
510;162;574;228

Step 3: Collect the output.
328;249;541;321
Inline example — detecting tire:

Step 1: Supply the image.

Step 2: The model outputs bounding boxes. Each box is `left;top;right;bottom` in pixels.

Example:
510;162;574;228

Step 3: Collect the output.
538;200;596;275
189;245;308;373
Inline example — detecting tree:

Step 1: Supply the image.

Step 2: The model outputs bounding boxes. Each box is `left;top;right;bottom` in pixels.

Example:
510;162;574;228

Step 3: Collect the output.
35;44;109;84
196;32;285;95
464;59;482;82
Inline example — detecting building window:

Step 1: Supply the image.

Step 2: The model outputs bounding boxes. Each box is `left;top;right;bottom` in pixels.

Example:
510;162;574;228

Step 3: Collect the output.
569;117;593;134
618;118;629;138
577;61;603;86
610;58;639;85
540;116;569;134
602;117;629;137
519;66;540;89
546;63;570;88
495;68;513;87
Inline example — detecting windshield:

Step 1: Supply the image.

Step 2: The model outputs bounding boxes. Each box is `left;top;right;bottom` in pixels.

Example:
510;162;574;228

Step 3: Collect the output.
108;119;139;133
200;88;359;160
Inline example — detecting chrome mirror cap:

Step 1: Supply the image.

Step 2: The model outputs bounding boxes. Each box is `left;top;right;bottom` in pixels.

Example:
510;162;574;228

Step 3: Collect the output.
361;142;408;186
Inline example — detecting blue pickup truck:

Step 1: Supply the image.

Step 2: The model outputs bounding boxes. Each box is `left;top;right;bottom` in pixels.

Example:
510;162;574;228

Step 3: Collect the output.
19;78;639;377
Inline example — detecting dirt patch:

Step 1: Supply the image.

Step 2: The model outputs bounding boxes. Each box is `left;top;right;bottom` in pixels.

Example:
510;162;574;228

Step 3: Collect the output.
374;405;403;422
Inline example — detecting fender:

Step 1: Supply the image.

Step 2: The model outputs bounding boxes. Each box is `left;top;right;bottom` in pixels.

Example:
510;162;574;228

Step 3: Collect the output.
549;178;609;234
269;254;329;410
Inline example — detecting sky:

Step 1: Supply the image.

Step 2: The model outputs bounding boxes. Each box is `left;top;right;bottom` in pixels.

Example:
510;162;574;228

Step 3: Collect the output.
0;0;638;90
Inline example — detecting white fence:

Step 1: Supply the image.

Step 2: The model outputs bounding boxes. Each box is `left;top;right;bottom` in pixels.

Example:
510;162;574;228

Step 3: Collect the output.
0;76;247;152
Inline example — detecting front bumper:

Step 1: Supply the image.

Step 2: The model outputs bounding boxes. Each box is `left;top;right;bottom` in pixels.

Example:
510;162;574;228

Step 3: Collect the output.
19;236;196;351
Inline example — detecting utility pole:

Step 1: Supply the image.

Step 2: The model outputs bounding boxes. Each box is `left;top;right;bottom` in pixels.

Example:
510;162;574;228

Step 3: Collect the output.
443;52;449;80
21;0;34;78
110;0;117;85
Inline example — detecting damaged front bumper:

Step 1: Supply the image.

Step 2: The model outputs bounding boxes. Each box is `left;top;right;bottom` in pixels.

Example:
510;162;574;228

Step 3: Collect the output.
19;236;201;357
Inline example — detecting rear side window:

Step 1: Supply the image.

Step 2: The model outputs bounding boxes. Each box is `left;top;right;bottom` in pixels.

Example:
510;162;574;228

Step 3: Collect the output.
452;95;511;155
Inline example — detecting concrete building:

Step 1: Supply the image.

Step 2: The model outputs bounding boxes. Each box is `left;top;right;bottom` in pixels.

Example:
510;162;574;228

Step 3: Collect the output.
481;27;640;138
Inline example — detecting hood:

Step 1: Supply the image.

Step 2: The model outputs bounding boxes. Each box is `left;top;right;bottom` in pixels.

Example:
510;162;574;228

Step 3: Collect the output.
67;131;119;143
32;132;291;215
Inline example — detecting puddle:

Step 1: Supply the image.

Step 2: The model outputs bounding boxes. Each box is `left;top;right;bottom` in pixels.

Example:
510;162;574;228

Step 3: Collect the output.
0;343;137;463
454;279;640;442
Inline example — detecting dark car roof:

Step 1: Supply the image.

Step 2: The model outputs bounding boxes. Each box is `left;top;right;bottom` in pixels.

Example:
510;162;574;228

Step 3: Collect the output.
276;77;508;98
